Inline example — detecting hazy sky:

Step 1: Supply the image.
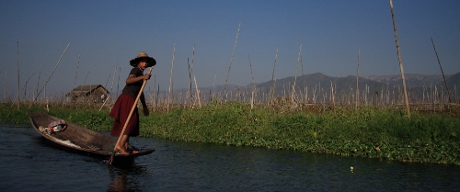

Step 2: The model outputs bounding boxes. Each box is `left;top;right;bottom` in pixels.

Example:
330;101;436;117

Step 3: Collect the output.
1;0;459;97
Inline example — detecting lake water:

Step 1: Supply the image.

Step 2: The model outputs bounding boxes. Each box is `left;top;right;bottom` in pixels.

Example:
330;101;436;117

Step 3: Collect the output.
1;123;459;191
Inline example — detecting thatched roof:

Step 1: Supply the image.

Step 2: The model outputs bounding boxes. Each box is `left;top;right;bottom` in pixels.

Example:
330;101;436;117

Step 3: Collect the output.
65;84;110;97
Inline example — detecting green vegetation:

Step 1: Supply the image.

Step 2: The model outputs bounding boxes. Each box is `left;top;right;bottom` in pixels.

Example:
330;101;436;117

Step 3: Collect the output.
1;102;460;165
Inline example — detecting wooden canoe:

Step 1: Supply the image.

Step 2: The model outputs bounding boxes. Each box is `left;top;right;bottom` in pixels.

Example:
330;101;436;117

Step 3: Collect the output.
28;112;154;160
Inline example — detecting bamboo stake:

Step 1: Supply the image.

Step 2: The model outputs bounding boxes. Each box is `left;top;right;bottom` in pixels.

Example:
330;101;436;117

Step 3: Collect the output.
105;74;111;89
194;76;201;108
389;0;410;118
155;84;159;107
212;74;217;102
292;44;302;103
30;43;70;107
2;71;6;102
20;73;35;100
269;49;279;103
330;80;335;111
168;43;176;110
187;44;196;103
223;22;241;100
117;67;121;97
248;54;256;108
187;58;192;104
431;38;452;103
16;41;20;109
74;54;80;88
36;71;40;101
11;73;35;108
191;43;195;96
301;56;307;103
110;63;118;102
99;95;110;111
356;50;360;109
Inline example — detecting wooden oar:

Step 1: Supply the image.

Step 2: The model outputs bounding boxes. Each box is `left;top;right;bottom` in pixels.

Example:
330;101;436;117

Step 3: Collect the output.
108;67;153;165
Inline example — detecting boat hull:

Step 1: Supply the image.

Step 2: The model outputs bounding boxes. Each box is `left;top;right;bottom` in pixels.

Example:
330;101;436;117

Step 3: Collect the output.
28;112;154;161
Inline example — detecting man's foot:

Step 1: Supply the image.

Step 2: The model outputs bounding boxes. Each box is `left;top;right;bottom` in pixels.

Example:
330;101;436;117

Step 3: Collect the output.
127;144;140;154
128;148;140;154
116;145;130;156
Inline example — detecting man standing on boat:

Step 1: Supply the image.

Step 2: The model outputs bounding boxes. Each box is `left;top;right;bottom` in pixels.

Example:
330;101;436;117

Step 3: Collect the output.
109;51;156;155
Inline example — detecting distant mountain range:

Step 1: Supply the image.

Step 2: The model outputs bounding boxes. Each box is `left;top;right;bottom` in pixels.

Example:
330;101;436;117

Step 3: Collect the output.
365;74;446;88
203;71;460;103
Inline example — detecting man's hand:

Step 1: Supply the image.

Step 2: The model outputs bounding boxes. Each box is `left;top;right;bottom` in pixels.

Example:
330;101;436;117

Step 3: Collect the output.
143;107;150;116
143;74;151;80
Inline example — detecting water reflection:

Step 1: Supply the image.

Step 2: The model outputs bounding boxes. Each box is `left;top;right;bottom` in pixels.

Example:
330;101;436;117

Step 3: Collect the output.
108;167;129;192
107;164;147;192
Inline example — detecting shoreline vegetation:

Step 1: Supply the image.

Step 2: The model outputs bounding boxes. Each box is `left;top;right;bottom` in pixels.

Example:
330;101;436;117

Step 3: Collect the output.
1;102;460;165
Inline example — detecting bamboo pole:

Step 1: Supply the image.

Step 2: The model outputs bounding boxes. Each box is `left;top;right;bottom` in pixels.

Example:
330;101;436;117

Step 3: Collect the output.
16;41;20;109
330;80;335;111
36;71;40;102
156;84;159;107
3;71;6;102
389;0;410;118
188;43;196;103
300;56;307;103
269;49;279;104
223;22;241;100
212;74;217;102
292;44;302;103
187;58;192;104
431;38;452;103
99;95;110;111
110;63;118;102
30;43;70;107
356;50;360;109
74;54;80;88
20;73;35;101
11;72;35;108
117;67;121;97
104;74;111;89
194;76;201;108
80;71;90;97
248;54;256;109
168;43;176;110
